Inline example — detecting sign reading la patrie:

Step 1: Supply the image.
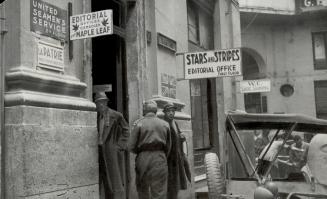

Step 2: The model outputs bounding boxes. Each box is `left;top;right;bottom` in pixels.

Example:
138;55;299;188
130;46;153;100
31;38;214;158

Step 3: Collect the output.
37;41;64;72
30;0;67;40
184;48;242;80
70;10;113;40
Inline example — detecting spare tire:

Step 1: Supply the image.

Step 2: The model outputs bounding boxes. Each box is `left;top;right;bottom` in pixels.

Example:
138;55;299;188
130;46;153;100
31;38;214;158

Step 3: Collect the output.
204;152;225;199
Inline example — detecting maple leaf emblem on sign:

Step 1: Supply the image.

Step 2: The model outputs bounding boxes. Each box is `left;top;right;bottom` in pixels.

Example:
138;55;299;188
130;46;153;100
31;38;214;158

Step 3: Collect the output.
73;24;79;32
101;18;109;26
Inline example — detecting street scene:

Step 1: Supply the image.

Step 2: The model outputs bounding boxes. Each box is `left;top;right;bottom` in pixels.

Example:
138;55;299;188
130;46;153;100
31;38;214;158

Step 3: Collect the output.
0;0;327;198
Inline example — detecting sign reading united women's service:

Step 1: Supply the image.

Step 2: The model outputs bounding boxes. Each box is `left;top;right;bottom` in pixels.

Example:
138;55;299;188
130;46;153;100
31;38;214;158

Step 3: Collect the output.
30;0;67;40
184;48;242;79
70;10;113;40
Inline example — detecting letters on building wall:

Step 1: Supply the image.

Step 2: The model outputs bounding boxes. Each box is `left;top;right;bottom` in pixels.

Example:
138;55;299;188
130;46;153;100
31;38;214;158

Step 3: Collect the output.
30;0;67;40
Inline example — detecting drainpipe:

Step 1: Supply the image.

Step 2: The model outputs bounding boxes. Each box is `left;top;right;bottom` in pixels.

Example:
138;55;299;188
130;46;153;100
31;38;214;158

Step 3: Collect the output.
0;2;7;199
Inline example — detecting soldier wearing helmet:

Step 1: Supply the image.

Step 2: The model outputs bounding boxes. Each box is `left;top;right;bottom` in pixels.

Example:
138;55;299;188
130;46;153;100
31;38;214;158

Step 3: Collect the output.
128;100;171;199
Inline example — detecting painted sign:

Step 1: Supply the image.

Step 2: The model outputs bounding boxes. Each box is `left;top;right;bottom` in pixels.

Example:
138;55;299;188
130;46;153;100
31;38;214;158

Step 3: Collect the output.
302;0;327;7
184;48;242;80
70;10;113;40
37;40;64;71
240;79;271;93
157;33;177;52
161;73;177;98
30;0;67;40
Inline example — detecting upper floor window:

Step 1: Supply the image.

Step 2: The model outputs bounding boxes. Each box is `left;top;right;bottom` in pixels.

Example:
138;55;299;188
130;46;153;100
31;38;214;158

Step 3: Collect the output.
312;32;327;70
187;0;214;49
187;2;200;44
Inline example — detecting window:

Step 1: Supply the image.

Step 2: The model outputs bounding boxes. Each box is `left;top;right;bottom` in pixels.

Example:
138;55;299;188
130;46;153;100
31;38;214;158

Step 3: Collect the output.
187;0;214;49
312;32;327;70
314;81;327;119
187;2;200;44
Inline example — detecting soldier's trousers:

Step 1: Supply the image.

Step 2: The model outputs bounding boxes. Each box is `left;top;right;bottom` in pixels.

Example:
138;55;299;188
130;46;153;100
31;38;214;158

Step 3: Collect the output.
135;151;168;199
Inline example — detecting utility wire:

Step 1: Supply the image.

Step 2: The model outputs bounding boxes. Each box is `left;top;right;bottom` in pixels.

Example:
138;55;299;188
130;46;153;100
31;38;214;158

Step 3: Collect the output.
242;13;258;33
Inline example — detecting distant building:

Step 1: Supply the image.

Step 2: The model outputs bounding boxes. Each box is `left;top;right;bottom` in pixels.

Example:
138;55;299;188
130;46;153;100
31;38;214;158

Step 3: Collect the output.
239;0;327;118
0;0;240;198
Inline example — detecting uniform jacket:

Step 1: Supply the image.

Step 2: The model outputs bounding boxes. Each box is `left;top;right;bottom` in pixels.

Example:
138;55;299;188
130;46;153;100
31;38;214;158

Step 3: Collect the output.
166;120;191;191
98;108;130;198
128;113;171;180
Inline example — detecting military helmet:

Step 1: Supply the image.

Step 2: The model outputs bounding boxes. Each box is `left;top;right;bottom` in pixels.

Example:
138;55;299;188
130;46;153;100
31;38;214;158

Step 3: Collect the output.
143;100;158;113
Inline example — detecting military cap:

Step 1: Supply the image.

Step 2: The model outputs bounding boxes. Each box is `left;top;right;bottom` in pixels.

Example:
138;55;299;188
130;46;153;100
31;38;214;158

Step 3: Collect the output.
94;92;108;102
163;102;176;112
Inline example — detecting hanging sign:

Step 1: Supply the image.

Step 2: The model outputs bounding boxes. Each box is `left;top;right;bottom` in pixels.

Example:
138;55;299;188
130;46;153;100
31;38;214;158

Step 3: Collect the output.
37;40;64;72
240;79;271;93
93;84;112;93
30;0;67;40
184;48;242;79
70;10;113;40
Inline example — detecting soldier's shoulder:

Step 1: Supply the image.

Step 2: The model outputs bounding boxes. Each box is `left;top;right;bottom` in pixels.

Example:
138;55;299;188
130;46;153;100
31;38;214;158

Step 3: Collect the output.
133;117;145;126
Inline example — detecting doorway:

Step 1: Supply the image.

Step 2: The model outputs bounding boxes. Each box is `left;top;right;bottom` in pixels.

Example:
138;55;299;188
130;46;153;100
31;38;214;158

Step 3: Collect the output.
242;50;267;113
91;0;128;117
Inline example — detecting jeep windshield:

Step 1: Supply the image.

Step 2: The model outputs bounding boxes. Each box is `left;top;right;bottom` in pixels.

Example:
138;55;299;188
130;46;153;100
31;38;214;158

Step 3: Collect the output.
225;111;327;182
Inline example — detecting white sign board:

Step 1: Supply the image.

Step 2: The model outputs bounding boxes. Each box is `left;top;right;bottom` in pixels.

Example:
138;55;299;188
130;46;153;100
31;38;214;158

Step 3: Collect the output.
93;84;112;93
184;48;242;79
240;79;271;93
70;10;113;40
37;41;64;71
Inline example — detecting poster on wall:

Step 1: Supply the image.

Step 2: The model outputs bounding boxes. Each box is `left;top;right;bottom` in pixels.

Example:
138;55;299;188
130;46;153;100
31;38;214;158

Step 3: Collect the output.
30;0;67;40
184;48;242;80
70;9;113;40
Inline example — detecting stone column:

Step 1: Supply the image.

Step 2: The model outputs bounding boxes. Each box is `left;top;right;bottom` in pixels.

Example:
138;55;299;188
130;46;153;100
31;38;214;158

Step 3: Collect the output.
2;0;98;198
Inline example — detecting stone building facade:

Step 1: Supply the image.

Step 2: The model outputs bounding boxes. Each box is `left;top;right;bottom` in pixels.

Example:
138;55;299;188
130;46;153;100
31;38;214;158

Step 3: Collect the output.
0;0;241;198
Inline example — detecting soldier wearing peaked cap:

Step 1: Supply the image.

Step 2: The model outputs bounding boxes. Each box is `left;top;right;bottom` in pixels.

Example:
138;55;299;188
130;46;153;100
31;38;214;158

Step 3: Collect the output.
128;100;171;199
94;92;130;199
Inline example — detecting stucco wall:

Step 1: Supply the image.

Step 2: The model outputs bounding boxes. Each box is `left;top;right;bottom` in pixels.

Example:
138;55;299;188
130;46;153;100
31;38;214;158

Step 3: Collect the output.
239;0;296;14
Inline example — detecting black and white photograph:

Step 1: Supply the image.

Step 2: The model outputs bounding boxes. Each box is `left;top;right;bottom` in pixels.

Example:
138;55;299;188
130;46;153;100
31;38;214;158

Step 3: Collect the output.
1;0;327;198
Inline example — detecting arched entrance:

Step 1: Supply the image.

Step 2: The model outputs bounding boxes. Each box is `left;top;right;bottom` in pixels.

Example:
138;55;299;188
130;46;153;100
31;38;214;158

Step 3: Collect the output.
242;49;267;113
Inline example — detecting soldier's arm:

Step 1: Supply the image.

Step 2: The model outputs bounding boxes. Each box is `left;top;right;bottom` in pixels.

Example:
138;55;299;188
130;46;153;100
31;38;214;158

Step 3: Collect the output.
128;123;140;154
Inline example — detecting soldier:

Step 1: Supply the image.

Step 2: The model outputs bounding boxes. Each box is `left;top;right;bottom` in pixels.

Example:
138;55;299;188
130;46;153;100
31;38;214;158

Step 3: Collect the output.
128;100;171;199
163;102;191;199
95;92;130;199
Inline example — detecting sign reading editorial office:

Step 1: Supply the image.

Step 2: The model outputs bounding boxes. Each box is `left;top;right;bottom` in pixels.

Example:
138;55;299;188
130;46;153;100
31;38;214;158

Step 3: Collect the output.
184;48;242;79
30;0;67;40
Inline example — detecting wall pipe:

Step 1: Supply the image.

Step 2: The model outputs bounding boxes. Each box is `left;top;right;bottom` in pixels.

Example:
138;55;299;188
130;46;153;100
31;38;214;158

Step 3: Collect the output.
0;2;7;198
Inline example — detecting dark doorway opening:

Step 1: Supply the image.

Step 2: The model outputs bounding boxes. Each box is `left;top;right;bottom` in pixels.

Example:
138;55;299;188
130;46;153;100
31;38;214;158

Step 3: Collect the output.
91;0;127;117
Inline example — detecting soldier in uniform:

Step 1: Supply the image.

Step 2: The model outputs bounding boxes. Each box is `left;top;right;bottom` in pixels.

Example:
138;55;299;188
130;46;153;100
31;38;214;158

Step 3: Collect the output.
163;102;191;199
128;100;171;199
